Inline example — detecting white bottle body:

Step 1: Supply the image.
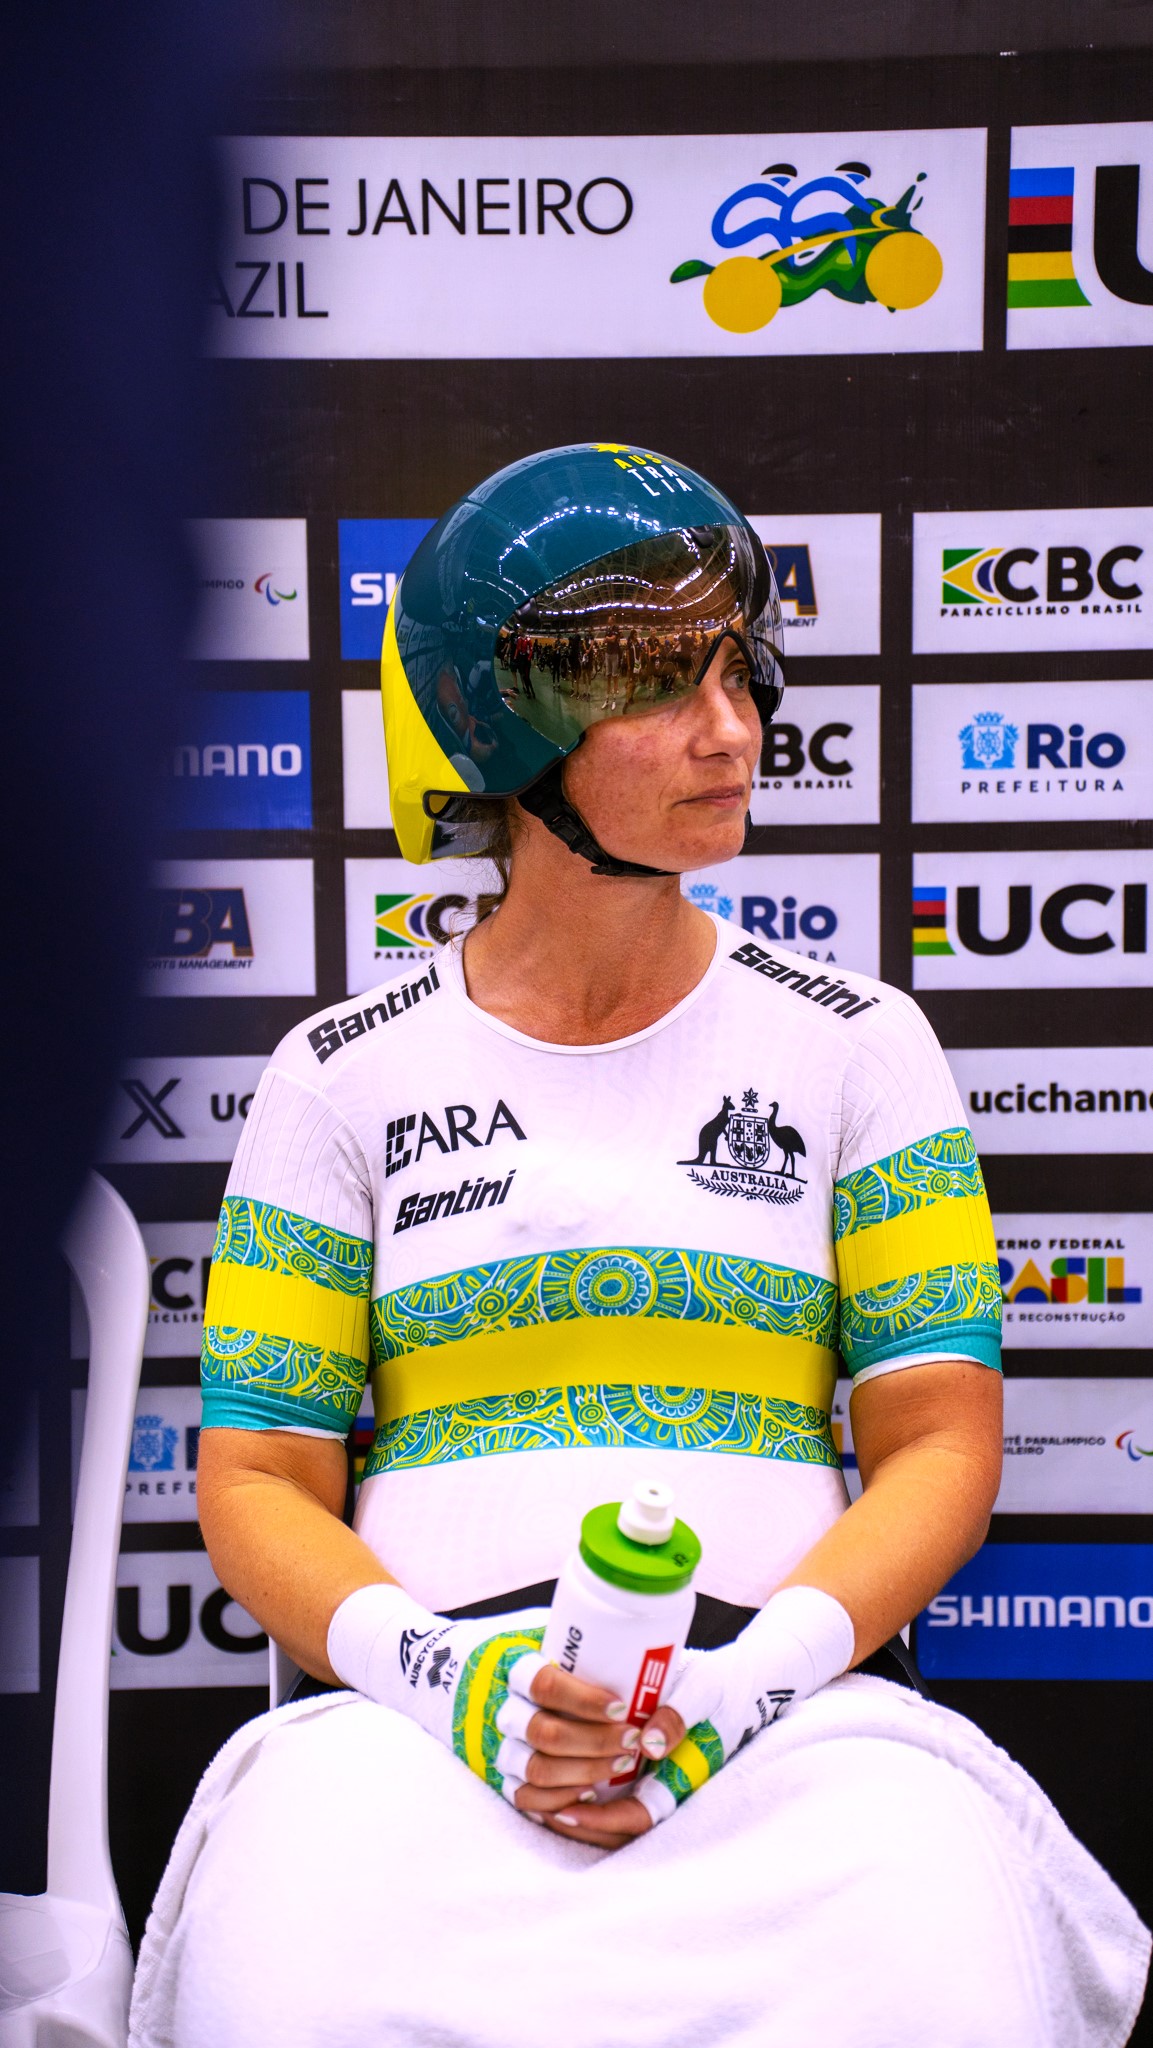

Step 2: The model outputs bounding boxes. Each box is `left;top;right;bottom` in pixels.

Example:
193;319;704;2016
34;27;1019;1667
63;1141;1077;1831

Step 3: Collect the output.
541;1549;695;1799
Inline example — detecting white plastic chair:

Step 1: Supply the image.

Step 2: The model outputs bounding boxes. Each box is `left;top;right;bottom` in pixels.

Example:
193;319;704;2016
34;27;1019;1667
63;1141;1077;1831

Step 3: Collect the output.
0;1173;148;2047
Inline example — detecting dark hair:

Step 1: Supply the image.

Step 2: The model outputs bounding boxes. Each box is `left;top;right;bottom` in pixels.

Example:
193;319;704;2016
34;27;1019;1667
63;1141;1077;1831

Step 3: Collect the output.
449;797;517;920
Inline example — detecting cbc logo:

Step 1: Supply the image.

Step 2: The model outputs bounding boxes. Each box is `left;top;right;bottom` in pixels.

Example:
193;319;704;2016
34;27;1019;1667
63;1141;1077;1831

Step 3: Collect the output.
942;543;1142;612
758;719;853;782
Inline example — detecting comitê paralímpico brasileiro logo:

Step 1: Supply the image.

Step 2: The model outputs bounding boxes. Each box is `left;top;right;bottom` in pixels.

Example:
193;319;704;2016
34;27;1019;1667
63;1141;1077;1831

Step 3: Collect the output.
671;161;942;334
679;1087;807;1205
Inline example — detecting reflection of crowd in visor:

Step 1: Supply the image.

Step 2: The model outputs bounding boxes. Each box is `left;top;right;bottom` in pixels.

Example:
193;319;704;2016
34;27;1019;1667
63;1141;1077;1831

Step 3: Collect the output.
494;619;728;713
492;524;777;725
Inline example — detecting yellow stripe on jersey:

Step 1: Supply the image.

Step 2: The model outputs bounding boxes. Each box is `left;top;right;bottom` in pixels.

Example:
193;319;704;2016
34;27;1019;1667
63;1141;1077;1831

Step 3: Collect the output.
835;1192;996;1298
373;1316;835;1429
206;1260;371;1367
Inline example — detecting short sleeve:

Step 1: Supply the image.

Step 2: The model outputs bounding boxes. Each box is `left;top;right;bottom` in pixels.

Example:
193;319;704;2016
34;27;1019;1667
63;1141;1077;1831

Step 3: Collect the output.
200;1064;374;1435
832;996;1002;1385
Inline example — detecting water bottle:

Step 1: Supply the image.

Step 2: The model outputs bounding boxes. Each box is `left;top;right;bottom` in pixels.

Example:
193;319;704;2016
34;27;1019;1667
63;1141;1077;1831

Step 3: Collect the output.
541;1479;701;1800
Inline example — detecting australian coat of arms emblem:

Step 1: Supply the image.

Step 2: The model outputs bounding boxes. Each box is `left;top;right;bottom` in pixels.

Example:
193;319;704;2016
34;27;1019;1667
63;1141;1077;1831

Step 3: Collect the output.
679;1088;806;1204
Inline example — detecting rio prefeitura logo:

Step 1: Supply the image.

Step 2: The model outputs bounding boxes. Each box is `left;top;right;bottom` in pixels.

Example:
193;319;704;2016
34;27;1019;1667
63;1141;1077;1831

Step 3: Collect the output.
670;160;942;334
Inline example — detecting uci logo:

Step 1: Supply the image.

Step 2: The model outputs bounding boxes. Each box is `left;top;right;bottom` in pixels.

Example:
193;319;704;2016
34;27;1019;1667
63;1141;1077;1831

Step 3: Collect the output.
1007;162;1153;313
913;881;1148;958
942;545;1142;610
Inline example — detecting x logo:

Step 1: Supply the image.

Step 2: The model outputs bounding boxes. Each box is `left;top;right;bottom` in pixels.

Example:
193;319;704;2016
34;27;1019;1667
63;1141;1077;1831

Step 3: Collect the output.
120;1077;183;1140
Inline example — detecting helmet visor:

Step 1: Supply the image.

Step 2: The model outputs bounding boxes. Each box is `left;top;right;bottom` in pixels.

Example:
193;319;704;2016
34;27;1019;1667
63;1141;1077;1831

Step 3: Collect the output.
491;523;783;752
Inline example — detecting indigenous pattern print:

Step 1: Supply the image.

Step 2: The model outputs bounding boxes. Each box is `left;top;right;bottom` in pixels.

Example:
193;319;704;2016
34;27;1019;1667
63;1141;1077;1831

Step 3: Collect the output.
201;1328;367;1425
213;1196;373;1293
202;1196;374;1432
832;1127;986;1241
365;1383;839;1477
371;1246;838;1363
832;1127;1001;1379
450;1626;546;1790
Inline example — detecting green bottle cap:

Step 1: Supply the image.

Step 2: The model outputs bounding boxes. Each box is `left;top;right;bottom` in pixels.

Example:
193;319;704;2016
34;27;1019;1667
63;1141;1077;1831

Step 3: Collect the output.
579;1500;702;1594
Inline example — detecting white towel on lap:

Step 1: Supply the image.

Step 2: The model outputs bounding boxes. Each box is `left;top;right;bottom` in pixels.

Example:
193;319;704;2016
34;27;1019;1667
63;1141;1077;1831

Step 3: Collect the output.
130;1674;1150;2048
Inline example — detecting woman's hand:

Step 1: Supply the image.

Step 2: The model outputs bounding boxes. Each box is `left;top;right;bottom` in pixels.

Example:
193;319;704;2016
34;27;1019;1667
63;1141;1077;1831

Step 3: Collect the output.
498;1660;686;1850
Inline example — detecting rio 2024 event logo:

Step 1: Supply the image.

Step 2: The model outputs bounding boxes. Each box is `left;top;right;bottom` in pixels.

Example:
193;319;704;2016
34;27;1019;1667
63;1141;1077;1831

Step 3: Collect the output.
669;159;942;333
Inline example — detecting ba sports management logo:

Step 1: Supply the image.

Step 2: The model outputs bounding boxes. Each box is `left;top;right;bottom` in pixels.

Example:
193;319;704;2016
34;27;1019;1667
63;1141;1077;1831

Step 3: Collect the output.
1007;123;1153;349
142;860;316;998
670;159;942;334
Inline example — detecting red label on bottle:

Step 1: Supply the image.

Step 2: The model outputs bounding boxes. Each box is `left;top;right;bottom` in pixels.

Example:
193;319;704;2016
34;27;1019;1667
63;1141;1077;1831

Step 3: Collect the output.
609;1644;674;1783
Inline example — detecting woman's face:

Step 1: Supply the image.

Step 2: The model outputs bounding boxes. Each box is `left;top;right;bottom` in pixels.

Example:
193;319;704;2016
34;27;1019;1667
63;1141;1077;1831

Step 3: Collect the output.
558;636;764;874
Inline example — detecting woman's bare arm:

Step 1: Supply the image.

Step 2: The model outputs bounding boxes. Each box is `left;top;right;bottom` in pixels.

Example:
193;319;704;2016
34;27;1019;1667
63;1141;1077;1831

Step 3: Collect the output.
775;1358;1003;1664
197;1428;395;1682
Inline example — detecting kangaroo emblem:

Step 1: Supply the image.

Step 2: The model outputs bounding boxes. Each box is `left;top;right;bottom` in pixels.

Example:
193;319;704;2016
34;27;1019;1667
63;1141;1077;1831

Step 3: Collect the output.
679;1095;734;1166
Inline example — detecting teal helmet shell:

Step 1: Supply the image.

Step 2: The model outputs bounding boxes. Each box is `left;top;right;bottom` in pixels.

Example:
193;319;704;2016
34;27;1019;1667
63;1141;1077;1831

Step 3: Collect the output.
384;441;782;862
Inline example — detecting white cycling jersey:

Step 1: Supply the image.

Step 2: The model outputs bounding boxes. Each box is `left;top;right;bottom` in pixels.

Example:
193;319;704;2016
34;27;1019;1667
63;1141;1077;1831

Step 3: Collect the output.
201;914;1000;1611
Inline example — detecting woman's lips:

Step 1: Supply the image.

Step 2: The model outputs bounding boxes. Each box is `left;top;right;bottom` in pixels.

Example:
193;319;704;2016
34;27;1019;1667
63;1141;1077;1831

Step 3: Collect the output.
680;785;747;806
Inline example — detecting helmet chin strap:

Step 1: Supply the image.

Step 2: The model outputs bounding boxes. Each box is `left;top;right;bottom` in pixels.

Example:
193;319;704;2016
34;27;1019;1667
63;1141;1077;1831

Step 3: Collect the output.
515;757;751;880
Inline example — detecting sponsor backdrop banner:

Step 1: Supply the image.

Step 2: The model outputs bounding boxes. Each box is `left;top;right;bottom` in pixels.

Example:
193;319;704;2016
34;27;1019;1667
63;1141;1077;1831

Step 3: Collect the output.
99;1058;264;1165
211;130;987;360
73;1390;202;1524
1007;122;1153;353
163;693;313;831
683;854;881;977
994;1212;1151;1348
747;516;882;656
948;1046;1153;1153
72;1224;219;1359
912;850;1151;991
912;680;1150;824
9;49;1146;1947
185;518;310;660
748;684;880;826
917;1545;1153;1679
912;506;1150;654
111;1552;268;1690
836;1377;1153;1514
142;860;317;998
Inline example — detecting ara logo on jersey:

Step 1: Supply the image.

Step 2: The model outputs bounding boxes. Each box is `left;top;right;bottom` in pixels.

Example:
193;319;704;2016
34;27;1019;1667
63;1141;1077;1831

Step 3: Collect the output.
678;1086;807;1205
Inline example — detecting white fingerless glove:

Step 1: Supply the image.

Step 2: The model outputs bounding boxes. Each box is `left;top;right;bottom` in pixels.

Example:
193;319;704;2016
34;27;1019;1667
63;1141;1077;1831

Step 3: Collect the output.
635;1585;854;1826
327;1583;550;1801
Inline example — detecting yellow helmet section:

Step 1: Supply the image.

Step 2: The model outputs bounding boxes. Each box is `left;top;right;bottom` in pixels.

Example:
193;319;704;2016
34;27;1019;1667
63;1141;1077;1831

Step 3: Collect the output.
380;592;471;865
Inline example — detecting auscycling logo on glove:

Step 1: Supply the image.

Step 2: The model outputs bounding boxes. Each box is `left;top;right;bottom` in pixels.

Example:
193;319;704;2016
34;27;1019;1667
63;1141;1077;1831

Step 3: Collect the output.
678;1086;807;1207
671;160;942;334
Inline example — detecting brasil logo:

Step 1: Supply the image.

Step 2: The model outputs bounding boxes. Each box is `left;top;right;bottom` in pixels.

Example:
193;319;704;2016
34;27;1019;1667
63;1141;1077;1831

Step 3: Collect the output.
671;161;942;334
